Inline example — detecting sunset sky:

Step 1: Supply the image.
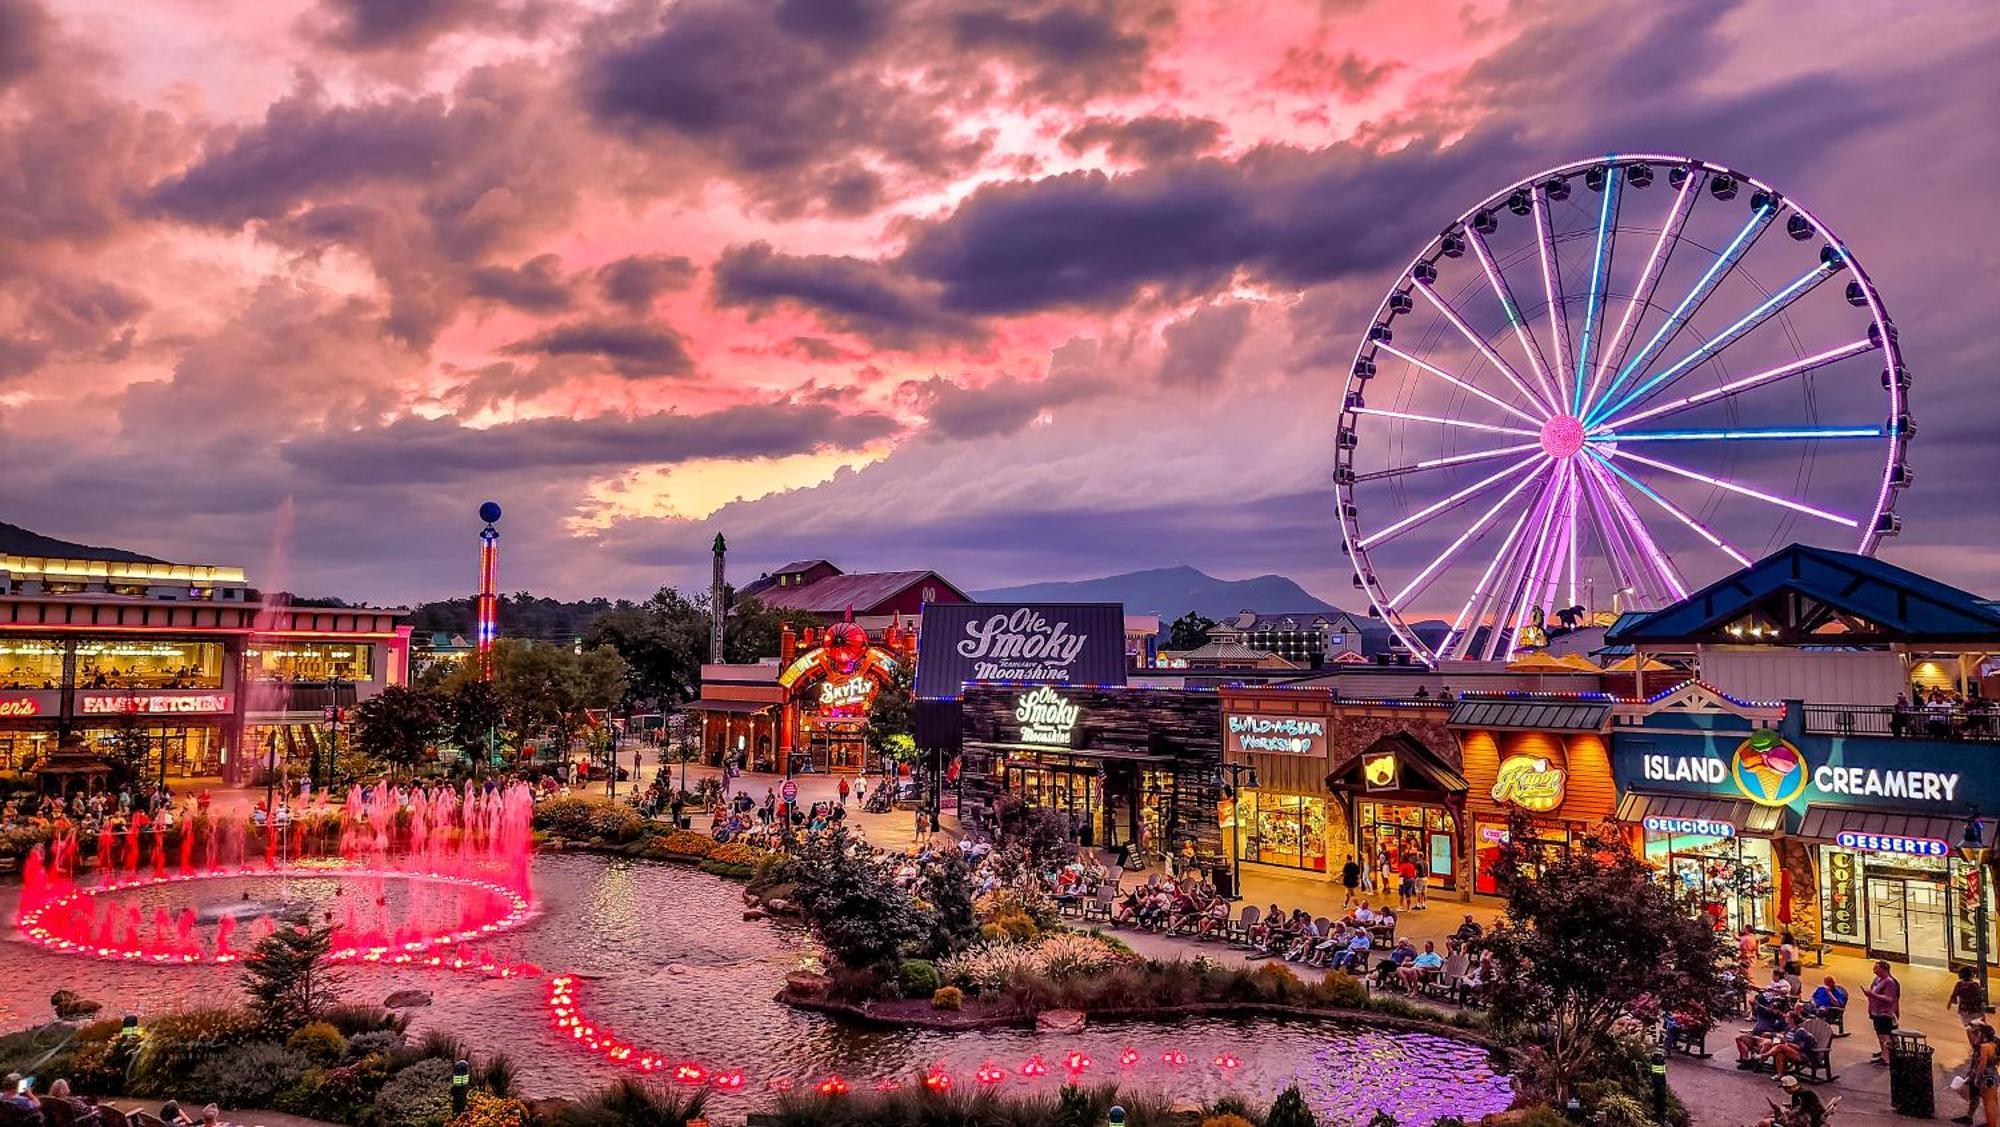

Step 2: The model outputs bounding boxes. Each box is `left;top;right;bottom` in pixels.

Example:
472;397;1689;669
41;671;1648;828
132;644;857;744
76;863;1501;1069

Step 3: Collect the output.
0;0;1993;608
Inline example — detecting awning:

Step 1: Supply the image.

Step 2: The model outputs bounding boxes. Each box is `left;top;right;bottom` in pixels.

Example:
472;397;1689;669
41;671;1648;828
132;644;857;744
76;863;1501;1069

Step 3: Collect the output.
1615;790;1786;836
685;699;775;715
1798;804;1967;847
1327;731;1469;795
1448;699;1611;732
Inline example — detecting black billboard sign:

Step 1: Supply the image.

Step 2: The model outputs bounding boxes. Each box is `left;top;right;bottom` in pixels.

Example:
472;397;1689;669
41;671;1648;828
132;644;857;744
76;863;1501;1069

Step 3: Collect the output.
915;603;1127;698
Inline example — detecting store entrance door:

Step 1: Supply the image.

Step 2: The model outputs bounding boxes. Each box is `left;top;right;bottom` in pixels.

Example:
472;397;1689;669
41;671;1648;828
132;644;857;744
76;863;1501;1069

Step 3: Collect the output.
1866;877;1910;962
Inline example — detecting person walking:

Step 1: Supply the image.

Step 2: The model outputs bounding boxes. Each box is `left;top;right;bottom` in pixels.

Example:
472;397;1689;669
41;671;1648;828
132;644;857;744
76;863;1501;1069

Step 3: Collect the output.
1953;1021;1999;1126
837;777;850;808
1953;967;1989;1048
1864;959;1902;1066
1340;854;1361;908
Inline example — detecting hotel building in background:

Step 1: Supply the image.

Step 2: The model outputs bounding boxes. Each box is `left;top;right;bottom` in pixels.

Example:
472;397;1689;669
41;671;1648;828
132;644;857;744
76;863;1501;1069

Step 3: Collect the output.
0;523;410;789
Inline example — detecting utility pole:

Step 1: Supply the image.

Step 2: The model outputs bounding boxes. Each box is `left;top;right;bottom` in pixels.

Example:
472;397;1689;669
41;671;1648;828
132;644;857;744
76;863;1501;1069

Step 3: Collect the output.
709;533;727;663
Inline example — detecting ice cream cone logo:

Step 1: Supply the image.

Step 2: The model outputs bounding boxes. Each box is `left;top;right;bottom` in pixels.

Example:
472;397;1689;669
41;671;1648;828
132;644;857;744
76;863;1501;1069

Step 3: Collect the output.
1730;730;1807;807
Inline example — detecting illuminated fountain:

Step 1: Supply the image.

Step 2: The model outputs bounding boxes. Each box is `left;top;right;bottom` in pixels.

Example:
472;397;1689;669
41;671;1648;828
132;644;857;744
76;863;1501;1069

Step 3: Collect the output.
15;781;537;974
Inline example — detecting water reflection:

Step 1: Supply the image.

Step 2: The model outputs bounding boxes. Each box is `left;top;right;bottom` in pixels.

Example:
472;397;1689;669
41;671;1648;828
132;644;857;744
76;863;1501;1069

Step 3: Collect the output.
1;853;1512;1121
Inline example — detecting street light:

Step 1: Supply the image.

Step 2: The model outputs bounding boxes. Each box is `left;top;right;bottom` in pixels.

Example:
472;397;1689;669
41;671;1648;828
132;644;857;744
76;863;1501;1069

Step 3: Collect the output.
1959;814;1991;1006
1218;761;1260;902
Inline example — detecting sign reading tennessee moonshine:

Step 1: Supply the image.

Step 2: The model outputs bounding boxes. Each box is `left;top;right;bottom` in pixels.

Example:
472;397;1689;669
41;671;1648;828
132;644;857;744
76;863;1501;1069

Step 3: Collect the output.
915;603;1127;698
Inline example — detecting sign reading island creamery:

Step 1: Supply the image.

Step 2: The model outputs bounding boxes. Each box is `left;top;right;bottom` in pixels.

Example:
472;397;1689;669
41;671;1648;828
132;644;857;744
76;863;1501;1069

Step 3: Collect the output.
1225;713;1328;756
1613;723;1982;812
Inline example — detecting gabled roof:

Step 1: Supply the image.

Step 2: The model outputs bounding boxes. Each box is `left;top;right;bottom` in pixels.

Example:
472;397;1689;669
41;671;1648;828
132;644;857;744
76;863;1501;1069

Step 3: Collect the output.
771;559;836;577
742;570;967;615
1606;544;2000;646
1221;610;1361;632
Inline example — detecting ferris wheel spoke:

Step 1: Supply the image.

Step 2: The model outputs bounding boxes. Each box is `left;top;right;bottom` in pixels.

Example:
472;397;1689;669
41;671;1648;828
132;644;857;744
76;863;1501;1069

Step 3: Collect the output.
1485;465;1570;660
1438;497;1538;660
1589;260;1838;426
1504;465;1578;660
1590;200;1777;418
1596;446;1861;527
1582;168;1699;418
1576;461;1648;610
1375;343;1546;426
1465;229;1564;411
1359;453;1542;549
1579;454;1687;602
1591;338;1875;432
1350;406;1539;438
1530;185;1575;413
1590;425;1883;443
1384;459;1552;608
1457;489;1544;661
1584;449;1752;567
1414;281;1558;417
1353;440;1544;483
1569;166;1622;414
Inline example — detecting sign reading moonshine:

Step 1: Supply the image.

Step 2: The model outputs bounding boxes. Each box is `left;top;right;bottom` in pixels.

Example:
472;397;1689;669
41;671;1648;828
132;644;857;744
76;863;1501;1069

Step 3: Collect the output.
915;603;1128;699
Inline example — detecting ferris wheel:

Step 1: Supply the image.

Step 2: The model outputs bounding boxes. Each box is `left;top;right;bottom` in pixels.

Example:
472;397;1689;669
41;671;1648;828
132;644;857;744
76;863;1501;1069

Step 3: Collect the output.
1336;154;1912;666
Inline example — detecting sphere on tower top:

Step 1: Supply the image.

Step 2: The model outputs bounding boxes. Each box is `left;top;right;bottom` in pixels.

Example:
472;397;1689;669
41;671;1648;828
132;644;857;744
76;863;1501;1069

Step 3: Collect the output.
479;501;503;524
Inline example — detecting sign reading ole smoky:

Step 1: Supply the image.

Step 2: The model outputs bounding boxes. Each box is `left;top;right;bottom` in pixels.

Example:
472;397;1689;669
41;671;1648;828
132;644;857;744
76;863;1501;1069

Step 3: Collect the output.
915;603;1128;698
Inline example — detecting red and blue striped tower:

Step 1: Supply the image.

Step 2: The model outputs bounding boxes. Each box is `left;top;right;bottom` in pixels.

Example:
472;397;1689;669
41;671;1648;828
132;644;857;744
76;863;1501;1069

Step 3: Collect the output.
476;501;502;680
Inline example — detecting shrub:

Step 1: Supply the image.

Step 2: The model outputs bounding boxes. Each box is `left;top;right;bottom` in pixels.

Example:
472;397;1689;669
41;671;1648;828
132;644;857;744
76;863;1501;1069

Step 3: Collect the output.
896;959;940;997
710;841;767;866
240;923;346;1030
375;1057;457;1127
993;912;1039;944
656;831;715;858
1306;972;1369;1009
548;1079;709;1127
975;887;1062;931
449;1092;531;1127
475;1052;518;1098
930;987;963;1011
287;1022;348;1064
1202;1117;1256;1127
534;795;644;842
187;1041;310;1108
130;1008;262;1094
319;1004;407;1037
75;1019;125;1043
278;1053;395;1123
1367;1112;1398;1127
825;965;887;1005
63;1036;139;1096
1267;1084;1319;1127
406;1029;471;1064
348;1030;406;1058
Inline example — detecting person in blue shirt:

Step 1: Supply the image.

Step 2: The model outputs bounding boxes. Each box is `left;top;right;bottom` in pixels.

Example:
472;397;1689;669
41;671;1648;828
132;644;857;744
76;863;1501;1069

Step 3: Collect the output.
1810;975;1848;1015
1400;940;1445;993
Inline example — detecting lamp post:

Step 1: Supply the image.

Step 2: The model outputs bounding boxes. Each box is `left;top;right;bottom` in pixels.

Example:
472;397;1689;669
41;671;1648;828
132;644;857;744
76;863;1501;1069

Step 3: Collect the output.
1960;815;1991;1006
1218;761;1259;901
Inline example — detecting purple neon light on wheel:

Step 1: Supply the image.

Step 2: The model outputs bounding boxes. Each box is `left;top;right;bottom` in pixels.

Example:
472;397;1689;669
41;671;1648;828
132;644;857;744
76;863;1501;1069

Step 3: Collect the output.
1336;155;1911;667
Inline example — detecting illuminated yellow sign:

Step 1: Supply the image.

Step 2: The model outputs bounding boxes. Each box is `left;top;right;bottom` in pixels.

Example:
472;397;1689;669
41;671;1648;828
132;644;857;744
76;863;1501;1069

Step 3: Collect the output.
1490;755;1567;812
1361;752;1400;791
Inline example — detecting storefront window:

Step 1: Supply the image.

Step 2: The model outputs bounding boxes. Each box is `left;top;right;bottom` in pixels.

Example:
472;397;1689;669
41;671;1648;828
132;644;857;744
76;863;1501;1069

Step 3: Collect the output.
1473;819;1569;896
1232;789;1328;872
1360;801;1457;890
80;725;223;779
1645;829;1773;933
0;639;66;690
75;640;224;690
1819;845;1977;968
0;731;54;773
244;643;373;683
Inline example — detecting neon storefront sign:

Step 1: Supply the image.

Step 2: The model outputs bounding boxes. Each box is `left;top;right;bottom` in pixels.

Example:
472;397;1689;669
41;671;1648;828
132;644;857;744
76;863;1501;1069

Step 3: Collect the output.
80;693;231;715
1226;713;1326;755
1638;737;1963;807
1835;831;1947;857
1015;686;1080;746
1642;815;1735;838
0;697;40;718
1490;755;1567;812
817;677;874;710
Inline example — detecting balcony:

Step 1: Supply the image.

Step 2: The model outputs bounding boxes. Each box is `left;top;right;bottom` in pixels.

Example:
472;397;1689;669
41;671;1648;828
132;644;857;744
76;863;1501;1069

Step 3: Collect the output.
243;680;359;714
1800;702;2000;742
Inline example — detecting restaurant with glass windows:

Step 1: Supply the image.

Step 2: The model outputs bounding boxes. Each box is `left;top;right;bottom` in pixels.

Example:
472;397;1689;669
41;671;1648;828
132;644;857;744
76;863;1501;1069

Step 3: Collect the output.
1451;696;1619;899
1326;731;1468;894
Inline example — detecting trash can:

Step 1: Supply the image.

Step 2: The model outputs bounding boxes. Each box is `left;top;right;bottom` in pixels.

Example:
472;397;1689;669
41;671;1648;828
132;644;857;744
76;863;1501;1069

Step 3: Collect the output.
1888;1028;1935;1118
1211;864;1236;900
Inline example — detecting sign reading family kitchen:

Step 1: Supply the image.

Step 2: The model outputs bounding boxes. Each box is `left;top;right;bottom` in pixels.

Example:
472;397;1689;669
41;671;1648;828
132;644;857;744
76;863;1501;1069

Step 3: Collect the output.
1636;729;1965;807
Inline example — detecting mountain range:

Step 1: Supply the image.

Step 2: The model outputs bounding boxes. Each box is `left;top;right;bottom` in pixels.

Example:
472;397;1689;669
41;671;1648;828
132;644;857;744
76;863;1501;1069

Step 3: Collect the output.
972;565;1341;624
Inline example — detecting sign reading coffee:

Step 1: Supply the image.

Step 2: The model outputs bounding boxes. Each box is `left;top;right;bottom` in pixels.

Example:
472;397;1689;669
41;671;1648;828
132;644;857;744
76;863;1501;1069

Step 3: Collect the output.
1225;714;1327;756
915;603;1127;698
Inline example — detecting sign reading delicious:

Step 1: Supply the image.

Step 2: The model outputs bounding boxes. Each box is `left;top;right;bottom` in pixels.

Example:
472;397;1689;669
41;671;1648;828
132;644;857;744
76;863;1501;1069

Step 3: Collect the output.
80;693;232;715
915;603;1127;698
1226;714;1326;756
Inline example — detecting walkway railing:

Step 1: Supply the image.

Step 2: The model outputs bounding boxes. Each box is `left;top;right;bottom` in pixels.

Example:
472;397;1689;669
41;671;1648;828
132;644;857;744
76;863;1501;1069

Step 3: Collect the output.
1800;702;2000;742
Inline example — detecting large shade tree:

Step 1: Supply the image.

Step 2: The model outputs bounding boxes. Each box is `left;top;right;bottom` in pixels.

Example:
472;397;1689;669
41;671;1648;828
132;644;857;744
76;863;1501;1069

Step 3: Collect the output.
348;684;448;774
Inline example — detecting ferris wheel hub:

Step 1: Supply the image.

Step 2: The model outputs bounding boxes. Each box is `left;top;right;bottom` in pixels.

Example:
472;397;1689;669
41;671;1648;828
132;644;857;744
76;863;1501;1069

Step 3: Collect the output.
1539;414;1586;459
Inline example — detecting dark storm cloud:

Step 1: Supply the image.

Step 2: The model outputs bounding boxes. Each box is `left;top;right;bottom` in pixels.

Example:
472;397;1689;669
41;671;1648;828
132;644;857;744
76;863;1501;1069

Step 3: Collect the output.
581;0;982;216
147;87;455;227
899;372;1109;439
948;1;1168;102
0;0;46;90
1266;45;1400;102
1157;301;1251;388
712;241;981;349
466;253;574;312
595;254;698;312
1061;114;1224;164
280;403;903;484
306;0;493;51
501;319;695;378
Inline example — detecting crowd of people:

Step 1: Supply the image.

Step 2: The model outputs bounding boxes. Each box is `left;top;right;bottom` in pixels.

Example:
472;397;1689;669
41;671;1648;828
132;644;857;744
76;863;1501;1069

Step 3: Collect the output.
0;1074;222;1127
0;784;187;840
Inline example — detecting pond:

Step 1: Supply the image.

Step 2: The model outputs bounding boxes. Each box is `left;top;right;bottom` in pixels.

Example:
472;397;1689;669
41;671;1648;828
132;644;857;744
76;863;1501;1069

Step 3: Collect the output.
1;852;1512;1123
